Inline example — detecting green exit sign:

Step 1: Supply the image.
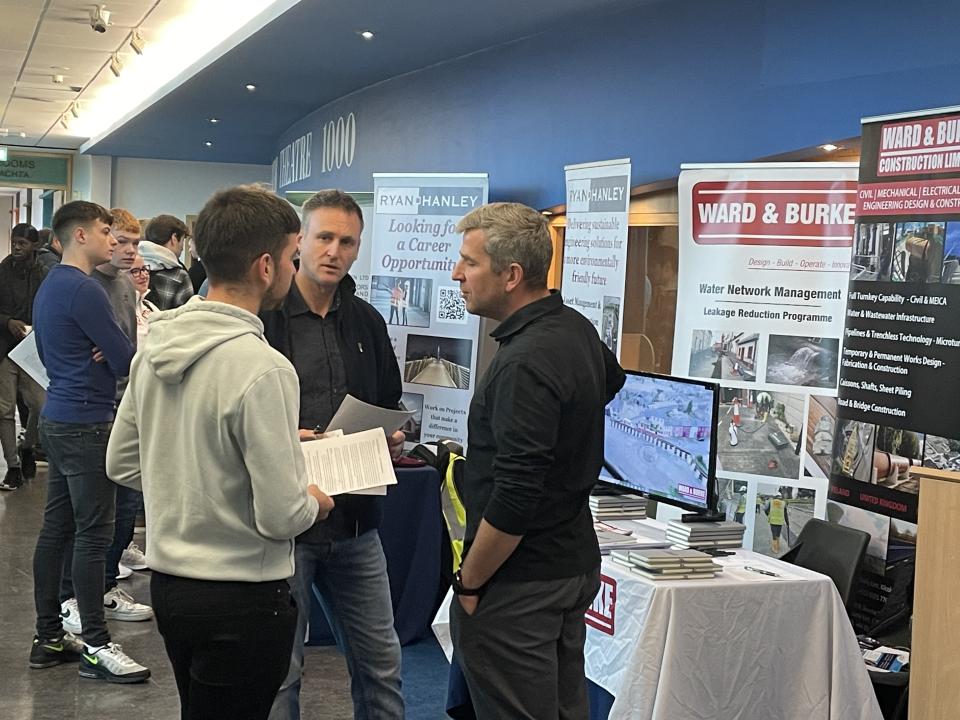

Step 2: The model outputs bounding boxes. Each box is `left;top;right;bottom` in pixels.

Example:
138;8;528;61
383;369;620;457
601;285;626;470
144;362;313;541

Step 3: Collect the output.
0;147;7;161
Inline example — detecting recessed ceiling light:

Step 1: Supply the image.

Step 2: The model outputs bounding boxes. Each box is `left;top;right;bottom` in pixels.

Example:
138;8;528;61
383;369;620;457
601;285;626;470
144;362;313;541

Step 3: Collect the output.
245;83;256;92
359;30;375;40
820;143;839;152
19;131;26;138
204;141;213;147
208;117;219;124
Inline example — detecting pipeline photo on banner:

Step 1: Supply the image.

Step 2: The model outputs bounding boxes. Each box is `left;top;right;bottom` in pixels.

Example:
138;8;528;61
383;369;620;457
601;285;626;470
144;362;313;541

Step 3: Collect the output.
371;173;488;447
562;159;630;357
672;163;858;557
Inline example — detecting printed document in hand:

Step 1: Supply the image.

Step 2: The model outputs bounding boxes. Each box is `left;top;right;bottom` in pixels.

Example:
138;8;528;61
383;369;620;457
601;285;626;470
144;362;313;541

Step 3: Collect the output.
326;394;415;435
8;331;49;390
300;428;397;496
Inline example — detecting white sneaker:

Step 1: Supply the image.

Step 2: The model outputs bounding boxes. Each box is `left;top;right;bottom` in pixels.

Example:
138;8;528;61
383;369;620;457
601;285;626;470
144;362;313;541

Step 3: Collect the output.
120;543;148;570
79;642;150;683
103;586;154;622
60;598;82;635
117;563;133;580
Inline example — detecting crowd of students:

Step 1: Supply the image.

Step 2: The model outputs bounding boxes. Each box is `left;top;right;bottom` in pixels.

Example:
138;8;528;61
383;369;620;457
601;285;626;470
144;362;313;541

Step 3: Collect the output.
1;186;623;720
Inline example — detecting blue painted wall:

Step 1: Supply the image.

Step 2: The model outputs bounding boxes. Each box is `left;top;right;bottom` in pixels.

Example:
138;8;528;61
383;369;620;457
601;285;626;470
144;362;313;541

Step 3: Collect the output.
275;0;960;208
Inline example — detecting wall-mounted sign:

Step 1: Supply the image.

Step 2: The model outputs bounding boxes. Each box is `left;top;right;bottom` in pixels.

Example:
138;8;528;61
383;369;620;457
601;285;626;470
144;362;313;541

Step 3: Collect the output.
273;112;358;191
0;151;70;188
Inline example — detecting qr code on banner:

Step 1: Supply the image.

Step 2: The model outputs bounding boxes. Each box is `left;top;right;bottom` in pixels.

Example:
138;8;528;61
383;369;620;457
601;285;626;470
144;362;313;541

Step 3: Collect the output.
437;285;468;324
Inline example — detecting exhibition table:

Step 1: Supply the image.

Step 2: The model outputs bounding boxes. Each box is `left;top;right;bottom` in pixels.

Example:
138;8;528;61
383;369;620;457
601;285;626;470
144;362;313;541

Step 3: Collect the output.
309;464;446;647
434;547;882;720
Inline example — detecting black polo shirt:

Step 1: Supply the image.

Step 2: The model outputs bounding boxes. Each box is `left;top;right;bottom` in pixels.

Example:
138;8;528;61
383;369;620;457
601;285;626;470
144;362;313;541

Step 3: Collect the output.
463;291;626;581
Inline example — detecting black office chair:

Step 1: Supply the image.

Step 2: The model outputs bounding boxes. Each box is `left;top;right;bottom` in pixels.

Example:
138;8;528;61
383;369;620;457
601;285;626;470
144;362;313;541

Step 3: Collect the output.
779;518;870;608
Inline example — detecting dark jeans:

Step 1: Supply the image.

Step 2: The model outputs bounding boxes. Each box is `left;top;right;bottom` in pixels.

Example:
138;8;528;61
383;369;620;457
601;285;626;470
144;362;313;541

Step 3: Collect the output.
152;571;299;720
61;483;141;598
451;568;601;720
33;418;115;647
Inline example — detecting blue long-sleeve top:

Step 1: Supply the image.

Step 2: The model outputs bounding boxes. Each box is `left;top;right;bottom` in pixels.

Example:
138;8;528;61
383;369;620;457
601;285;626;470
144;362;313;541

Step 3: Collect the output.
33;264;135;423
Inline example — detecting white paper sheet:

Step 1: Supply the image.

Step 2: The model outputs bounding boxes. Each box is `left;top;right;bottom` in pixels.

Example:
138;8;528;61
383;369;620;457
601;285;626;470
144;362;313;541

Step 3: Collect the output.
300;428;396;496
325;394;415;435
7;331;49;389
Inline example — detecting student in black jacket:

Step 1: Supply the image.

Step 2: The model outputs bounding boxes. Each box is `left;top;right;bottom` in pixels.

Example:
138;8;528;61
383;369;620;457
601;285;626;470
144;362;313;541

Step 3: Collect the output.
262;190;405;720
0;224;48;490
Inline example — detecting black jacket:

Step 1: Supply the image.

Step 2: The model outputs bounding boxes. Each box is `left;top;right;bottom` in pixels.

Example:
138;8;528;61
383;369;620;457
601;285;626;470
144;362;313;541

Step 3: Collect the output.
262;274;402;535
0;254;48;359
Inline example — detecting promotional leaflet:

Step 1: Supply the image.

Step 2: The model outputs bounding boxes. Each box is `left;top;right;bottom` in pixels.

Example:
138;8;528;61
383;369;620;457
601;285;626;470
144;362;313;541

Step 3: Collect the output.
672;163;858;557
370;173;488;447
562;159;631;357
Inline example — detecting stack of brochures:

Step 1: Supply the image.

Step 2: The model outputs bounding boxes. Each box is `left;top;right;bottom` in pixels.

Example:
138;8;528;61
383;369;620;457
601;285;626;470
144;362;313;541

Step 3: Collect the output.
589;493;647;520
666;520;745;550
609;548;721;580
594;521;669;555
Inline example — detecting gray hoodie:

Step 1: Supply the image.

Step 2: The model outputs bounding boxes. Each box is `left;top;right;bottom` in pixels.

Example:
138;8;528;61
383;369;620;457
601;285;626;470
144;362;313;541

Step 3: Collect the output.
106;297;319;582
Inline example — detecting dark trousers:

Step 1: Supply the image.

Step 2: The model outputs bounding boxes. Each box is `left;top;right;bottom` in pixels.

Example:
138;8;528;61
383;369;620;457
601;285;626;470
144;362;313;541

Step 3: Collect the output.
450;569;601;720
33;418;115;646
152;571;299;720
62;483;141;598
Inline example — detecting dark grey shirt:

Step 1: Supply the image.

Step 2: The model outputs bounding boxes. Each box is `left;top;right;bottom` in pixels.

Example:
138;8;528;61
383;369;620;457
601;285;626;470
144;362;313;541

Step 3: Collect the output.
93;266;137;399
286;282;355;541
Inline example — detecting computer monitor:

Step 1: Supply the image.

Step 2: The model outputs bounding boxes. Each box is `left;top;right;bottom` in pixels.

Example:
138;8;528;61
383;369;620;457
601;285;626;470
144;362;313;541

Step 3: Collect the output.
600;370;719;513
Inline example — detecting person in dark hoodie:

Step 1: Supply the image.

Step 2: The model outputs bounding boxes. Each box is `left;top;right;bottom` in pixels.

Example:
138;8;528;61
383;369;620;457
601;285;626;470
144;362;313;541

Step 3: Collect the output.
36;228;62;270
263;190;405;720
0;223;48;490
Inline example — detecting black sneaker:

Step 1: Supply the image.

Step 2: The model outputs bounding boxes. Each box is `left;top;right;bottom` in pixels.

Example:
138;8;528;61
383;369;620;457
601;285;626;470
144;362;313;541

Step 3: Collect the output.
19;447;37;479
0;466;23;491
29;633;84;669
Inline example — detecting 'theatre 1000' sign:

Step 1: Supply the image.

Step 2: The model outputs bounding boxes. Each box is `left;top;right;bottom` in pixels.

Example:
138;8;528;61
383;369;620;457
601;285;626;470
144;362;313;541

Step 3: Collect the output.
273;112;358;190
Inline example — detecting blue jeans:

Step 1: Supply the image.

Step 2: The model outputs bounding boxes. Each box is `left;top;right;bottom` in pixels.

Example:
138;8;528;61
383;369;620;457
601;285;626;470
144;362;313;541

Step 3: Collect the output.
269;530;404;720
33;418;115;647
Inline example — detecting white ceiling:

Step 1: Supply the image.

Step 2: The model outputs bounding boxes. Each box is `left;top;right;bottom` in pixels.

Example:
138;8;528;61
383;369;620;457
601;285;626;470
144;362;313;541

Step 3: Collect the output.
0;0;194;148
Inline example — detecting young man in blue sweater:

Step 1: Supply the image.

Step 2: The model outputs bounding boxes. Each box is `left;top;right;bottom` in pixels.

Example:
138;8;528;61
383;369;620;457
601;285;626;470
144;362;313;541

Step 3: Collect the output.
29;201;150;683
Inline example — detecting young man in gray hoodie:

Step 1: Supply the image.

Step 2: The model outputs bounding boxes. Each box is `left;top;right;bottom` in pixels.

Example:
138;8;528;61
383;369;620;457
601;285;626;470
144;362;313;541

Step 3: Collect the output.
106;185;334;719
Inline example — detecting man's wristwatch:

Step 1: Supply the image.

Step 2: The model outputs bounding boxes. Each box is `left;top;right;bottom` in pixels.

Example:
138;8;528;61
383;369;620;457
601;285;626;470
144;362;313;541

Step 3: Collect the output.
452;569;484;596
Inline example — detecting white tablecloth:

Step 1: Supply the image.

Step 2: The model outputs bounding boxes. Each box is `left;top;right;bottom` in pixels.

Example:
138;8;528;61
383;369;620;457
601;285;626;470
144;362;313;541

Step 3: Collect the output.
433;548;882;720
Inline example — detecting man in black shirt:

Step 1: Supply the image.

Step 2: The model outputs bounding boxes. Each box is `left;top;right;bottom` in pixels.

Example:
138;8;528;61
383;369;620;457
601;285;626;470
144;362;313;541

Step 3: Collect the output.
449;202;625;719
263;190;405;720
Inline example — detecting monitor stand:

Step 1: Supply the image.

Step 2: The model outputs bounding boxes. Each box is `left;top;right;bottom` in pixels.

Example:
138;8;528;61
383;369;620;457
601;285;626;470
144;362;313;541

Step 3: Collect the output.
680;512;726;523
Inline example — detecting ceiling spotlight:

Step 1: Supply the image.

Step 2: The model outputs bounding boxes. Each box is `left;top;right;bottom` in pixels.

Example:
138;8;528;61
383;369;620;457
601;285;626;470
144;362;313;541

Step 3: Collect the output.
820;143;839;152
204;141;213;147
19;131;26;138
60;116;69;130
70;102;81;119
130;29;146;55
359;30;375;40
208;117;219;124
245;83;256;92
52;74;64;84
0;128;8;137
109;53;123;78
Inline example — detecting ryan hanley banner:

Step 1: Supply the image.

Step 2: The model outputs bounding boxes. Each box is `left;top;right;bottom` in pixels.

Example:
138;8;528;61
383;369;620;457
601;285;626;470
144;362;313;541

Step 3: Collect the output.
673;163;857;558
831;105;960;525
562;159;630;358
370;173;488;447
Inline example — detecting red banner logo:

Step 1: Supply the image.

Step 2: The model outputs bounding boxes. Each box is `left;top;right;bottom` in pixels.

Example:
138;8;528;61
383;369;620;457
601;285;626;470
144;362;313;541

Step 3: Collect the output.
584;573;617;635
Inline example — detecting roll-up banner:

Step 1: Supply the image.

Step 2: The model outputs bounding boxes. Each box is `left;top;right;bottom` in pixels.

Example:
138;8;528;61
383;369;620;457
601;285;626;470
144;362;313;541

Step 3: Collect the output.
370;173;488;447
828;107;960;629
672;163;858;558
562;159;631;357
